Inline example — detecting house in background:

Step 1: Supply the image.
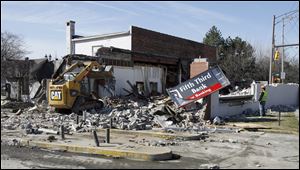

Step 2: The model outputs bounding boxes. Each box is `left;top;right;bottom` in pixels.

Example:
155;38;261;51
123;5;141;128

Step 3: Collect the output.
1;57;61;101
66;20;216;96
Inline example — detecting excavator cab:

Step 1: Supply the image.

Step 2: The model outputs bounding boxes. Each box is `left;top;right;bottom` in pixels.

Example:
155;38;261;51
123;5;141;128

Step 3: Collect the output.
48;60;114;114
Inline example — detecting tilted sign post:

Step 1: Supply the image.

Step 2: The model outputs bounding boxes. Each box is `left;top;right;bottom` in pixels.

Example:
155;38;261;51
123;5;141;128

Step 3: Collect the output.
167;66;230;108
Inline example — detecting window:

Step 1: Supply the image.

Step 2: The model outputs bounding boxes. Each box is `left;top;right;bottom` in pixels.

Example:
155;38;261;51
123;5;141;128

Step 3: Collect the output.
136;82;144;95
150;82;158;95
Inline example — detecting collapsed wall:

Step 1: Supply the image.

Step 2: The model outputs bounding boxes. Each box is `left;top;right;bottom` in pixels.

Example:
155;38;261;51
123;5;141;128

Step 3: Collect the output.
212;83;299;118
212;82;260;118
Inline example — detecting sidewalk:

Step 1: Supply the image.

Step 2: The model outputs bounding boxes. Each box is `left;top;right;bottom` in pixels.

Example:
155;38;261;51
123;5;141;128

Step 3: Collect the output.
1;129;202;161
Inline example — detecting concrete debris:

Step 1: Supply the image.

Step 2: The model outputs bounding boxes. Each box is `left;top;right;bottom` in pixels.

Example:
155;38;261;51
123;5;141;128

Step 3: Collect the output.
29;81;41;99
1;100;34;109
1;94;238;135
228;139;238;143
200;164;220;169
220;86;252;96
213;116;221;125
47;135;57;142
129;138;179;147
1;139;21;146
38;128;59;135
16;109;23;115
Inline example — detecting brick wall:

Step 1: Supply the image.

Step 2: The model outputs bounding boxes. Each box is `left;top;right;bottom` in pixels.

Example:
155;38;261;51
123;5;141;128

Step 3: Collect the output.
190;61;209;78
189;60;211;120
131;26;216;64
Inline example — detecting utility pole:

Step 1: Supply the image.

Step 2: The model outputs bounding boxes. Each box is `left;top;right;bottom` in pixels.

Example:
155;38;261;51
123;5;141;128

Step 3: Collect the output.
269;15;275;84
269;9;299;84
281;18;285;83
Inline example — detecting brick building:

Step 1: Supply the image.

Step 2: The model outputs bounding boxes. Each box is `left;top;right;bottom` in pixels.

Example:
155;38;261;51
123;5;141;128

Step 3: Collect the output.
66;21;216;95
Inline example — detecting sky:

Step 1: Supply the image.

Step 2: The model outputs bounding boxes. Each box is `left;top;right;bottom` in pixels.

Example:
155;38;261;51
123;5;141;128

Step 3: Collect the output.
1;1;299;59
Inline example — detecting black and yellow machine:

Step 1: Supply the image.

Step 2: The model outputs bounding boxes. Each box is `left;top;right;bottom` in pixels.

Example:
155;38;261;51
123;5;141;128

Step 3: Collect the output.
48;59;114;114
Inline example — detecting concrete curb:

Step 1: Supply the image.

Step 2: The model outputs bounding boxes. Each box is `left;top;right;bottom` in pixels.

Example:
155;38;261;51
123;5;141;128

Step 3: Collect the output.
255;129;299;135
17;139;173;161
96;129;201;140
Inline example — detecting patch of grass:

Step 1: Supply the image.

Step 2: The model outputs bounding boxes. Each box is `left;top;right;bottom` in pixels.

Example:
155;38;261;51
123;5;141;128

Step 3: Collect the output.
229;112;299;134
259;113;299;133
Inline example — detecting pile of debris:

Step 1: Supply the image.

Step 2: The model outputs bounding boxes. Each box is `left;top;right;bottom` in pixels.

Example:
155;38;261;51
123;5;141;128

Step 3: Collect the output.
79;95;209;131
1;100;34;110
1;95;211;134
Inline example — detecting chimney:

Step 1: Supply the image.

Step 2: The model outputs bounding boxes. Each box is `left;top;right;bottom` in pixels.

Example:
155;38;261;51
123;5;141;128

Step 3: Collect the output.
66;20;75;55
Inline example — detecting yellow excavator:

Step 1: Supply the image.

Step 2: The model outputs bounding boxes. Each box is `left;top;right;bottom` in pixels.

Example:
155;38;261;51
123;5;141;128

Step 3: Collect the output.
48;60;114;114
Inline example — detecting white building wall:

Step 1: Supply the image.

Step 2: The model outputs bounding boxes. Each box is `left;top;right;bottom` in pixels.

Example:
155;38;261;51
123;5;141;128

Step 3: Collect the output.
74;35;131;56
114;66;164;96
211;83;299;119
210;91;220;118
215;101;260;118
266;84;299;108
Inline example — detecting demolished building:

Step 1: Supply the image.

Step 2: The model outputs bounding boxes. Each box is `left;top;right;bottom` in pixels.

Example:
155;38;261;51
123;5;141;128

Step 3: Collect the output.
2;20;298;126
66;21;217;96
1;57;63;102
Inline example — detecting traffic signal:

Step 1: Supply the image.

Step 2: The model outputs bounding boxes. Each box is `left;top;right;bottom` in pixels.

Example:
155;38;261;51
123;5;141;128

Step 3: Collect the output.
274;50;280;61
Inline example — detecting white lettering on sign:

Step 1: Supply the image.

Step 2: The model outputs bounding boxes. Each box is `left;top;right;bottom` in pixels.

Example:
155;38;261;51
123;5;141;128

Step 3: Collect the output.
191;83;208;93
194;72;212;84
50;91;62;100
178;72;212;93
179;82;195;92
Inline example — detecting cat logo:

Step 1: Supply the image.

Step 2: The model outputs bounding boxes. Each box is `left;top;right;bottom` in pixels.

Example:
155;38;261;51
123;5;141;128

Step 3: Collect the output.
50;90;62;101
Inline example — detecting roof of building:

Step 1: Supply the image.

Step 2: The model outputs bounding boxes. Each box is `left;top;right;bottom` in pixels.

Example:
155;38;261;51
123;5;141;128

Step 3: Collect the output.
72;25;209;46
72;31;130;42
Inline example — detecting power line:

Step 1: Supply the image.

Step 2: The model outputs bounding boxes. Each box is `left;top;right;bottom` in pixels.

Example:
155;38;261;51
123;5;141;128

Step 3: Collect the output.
275;9;299;20
269;9;299;84
286;18;299;37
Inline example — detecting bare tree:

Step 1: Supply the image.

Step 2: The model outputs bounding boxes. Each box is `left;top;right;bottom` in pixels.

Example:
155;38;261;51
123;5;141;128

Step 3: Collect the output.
283;57;299;84
253;46;299;84
253;47;271;81
1;31;29;60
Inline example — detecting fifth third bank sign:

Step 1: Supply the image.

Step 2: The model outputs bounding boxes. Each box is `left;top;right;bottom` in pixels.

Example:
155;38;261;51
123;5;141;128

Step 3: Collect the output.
167;66;230;108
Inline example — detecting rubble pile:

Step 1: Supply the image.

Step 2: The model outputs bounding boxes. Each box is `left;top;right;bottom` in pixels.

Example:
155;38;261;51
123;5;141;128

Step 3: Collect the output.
219;86;252;97
1;100;34;110
90;95;208;131
130;138;180;147
1;95;210;134
1;109;67;134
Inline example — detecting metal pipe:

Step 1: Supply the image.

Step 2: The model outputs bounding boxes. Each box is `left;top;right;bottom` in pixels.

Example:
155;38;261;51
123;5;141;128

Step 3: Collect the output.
110;118;113;128
60;125;65;140
106;128;110;143
76;115;79;124
93;130;100;147
278;112;281;126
